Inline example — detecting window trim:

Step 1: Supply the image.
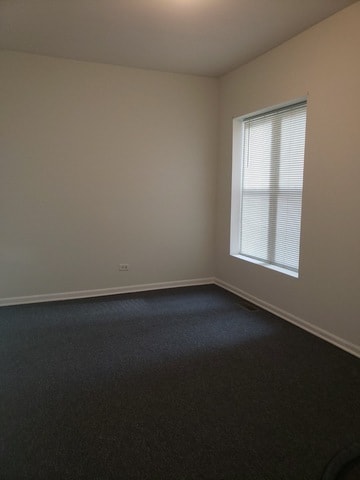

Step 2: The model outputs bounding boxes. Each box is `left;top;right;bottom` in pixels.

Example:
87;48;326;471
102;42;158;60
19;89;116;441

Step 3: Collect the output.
230;98;307;278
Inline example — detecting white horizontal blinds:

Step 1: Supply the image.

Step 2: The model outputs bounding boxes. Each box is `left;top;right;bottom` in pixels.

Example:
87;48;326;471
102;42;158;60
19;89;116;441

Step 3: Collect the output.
239;102;306;272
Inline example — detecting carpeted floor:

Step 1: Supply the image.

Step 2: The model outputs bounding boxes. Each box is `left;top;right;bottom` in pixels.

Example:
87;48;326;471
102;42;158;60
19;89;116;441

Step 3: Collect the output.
1;285;359;479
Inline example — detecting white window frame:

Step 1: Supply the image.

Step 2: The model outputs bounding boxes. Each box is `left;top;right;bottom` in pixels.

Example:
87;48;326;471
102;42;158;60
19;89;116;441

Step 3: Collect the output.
230;98;307;278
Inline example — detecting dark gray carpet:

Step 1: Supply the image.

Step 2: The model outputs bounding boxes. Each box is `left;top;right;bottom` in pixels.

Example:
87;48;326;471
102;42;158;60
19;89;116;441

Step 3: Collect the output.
1;285;359;479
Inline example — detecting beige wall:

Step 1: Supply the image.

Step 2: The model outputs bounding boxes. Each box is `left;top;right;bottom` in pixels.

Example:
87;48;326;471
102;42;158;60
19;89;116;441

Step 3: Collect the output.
0;52;218;298
215;3;360;346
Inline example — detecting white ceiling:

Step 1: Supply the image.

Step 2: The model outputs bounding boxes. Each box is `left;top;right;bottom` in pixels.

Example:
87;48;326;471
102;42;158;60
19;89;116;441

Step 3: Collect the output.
0;0;356;76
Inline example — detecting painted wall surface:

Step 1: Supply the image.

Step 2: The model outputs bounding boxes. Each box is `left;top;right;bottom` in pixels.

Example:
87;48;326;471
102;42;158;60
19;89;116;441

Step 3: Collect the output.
0;52;218;298
215;3;360;345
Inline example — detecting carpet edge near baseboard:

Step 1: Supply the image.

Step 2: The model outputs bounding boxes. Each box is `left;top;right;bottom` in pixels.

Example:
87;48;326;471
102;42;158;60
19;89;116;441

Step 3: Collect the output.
1;276;358;359
214;278;360;359
0;277;215;307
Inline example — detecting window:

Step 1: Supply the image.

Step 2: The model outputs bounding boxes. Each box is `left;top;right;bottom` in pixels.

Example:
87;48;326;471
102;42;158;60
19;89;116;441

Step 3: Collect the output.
231;100;307;277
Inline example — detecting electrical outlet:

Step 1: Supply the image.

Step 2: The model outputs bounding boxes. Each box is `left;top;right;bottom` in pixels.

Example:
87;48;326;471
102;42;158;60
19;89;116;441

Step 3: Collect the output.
118;264;129;271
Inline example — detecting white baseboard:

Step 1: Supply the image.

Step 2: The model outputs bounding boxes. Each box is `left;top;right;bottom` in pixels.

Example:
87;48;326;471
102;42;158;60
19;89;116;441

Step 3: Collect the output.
2;276;358;359
0;277;215;307
214;278;360;359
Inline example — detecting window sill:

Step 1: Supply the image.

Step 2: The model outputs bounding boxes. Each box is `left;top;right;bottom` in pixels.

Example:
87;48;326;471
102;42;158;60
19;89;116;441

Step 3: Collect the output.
231;254;299;278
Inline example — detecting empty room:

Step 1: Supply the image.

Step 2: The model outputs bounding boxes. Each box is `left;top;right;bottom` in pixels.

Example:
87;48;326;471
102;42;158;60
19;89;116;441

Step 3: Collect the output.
1;1;359;479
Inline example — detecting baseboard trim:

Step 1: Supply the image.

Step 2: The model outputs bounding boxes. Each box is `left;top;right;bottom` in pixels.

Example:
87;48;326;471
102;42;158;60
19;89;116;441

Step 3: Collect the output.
0;277;215;307
214;278;360;359
2;277;358;358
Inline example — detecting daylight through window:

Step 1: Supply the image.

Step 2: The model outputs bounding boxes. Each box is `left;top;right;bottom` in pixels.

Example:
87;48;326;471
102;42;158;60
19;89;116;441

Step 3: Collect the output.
231;100;307;277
